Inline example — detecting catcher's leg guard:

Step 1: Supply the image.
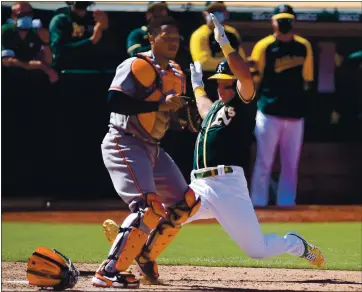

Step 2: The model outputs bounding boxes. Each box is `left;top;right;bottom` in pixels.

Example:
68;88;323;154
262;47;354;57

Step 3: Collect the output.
100;193;165;276
136;188;200;281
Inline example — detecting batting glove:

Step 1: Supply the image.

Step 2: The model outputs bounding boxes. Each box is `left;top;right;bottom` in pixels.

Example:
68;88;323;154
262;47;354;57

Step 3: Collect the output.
190;61;204;90
210;13;230;47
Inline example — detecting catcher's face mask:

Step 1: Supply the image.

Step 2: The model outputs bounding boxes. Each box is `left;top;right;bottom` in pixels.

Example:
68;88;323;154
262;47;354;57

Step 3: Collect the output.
26;246;79;290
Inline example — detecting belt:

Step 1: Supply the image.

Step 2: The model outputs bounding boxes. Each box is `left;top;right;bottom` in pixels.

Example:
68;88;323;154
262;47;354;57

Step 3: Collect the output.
194;166;233;179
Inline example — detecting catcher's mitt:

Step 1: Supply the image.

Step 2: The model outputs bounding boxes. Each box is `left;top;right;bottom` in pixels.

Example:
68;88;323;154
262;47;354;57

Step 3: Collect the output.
170;96;202;133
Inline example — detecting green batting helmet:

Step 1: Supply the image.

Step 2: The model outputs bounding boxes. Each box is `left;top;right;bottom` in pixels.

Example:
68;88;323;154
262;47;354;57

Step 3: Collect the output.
208;60;236;80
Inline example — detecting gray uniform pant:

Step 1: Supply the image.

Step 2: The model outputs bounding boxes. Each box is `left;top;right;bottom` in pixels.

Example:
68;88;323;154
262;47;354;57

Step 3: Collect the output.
102;127;188;209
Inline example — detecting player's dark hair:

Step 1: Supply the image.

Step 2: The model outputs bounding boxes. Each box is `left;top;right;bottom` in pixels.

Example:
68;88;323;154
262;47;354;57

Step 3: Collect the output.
148;16;179;36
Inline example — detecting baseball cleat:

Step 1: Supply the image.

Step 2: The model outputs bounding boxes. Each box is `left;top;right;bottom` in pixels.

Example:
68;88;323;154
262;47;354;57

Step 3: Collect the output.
103;219;119;244
92;261;140;288
288;232;325;268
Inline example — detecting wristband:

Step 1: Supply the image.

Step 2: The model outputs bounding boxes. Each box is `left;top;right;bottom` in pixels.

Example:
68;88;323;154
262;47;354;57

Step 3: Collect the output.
194;86;207;98
221;42;235;57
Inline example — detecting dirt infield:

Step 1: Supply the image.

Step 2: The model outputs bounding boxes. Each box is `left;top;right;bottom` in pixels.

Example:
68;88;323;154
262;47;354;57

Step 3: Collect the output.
2;262;362;291
2;206;361;291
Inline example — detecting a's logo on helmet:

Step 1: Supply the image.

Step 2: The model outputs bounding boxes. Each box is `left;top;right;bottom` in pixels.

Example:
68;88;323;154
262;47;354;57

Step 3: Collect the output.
217;63;224;73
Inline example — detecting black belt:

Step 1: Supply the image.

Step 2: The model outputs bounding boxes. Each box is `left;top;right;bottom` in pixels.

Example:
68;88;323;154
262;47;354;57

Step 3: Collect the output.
194;166;233;179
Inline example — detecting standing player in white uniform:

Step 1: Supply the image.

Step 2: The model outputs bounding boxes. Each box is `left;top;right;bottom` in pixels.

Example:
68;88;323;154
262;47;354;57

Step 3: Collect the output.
250;5;314;207
103;14;325;284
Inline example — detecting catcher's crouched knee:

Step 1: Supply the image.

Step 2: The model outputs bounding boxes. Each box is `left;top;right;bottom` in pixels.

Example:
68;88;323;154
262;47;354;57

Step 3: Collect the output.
142;193;166;230
169;187;201;226
138;188;200;262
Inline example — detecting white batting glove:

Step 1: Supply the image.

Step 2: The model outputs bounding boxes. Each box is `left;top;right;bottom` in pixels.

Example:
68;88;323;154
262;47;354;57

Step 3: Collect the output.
210;13;230;47
190;61;204;90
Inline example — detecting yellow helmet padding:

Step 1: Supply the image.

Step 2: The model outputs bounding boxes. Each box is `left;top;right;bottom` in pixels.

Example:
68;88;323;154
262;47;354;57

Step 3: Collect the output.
131;58;157;87
26;246;69;288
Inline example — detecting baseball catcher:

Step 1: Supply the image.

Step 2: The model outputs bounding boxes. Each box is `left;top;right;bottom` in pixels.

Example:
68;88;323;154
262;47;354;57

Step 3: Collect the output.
92;16;200;289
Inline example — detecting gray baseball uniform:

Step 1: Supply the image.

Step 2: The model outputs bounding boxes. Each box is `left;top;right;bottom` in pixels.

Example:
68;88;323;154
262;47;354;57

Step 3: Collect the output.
102;51;188;208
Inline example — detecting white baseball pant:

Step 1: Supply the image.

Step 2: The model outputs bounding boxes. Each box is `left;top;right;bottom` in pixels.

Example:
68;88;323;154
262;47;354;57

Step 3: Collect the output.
185;166;305;259
251;110;304;207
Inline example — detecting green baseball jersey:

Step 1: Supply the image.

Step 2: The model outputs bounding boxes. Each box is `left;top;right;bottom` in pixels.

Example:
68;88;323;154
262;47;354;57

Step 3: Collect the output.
251;35;314;118
49;10;94;69
1;24;45;61
193;96;256;170
127;26;151;57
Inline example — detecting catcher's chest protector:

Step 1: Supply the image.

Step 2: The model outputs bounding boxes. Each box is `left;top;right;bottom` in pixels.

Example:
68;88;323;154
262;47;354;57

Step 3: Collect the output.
132;54;186;140
26;246;79;290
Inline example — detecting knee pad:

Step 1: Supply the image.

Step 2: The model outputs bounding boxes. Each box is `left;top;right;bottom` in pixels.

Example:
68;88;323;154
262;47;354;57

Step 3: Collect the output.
168;188;201;227
106;193;166;272
142;193;166;230
138;188;200;262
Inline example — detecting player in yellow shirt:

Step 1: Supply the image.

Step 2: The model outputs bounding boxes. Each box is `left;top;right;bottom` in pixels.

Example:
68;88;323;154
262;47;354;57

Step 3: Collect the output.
190;1;246;73
250;5;314;207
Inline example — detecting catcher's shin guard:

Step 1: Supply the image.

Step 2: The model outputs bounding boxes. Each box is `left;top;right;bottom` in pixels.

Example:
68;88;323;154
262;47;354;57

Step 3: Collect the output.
104;193;165;273
136;188;200;280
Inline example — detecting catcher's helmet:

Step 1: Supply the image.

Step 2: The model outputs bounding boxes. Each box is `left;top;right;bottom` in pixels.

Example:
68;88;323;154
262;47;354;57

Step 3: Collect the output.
208;60;236;80
26;246;79;290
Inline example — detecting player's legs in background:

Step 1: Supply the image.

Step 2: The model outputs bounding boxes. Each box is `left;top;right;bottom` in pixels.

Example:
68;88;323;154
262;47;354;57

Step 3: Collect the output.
93;129;165;288
251;111;282;207
136;149;201;281
277;118;304;206
206;167;305;259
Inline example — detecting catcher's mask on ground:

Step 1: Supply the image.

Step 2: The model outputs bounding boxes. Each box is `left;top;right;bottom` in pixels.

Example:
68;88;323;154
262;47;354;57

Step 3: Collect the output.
26;246;79;290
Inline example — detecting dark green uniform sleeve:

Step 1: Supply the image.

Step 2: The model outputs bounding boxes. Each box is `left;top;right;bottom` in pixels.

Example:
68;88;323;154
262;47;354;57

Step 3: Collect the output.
126;28;150;57
49;14;92;60
1;24;13;52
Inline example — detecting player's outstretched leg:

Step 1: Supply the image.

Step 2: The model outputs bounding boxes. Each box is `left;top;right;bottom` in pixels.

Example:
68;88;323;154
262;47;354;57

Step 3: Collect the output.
92;193;166;288
208;176;325;268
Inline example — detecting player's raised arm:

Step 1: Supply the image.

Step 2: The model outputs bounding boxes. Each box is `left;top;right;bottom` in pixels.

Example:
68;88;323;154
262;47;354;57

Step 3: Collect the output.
190;61;213;119
210;13;255;103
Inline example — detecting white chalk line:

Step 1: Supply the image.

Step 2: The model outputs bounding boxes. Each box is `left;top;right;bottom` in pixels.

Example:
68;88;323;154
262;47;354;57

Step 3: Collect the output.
4;280;29;284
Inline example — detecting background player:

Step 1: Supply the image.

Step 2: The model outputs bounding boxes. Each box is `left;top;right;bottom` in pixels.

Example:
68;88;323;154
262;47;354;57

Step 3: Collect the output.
250;4;314;207
92;16;200;288
103;14;325;283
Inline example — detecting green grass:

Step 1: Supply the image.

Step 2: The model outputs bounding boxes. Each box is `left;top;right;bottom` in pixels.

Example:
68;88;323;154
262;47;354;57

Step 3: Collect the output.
2;222;361;271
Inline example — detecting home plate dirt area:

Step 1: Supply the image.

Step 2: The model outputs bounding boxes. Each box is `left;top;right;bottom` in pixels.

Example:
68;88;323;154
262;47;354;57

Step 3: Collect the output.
2;206;362;291
2;262;361;291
